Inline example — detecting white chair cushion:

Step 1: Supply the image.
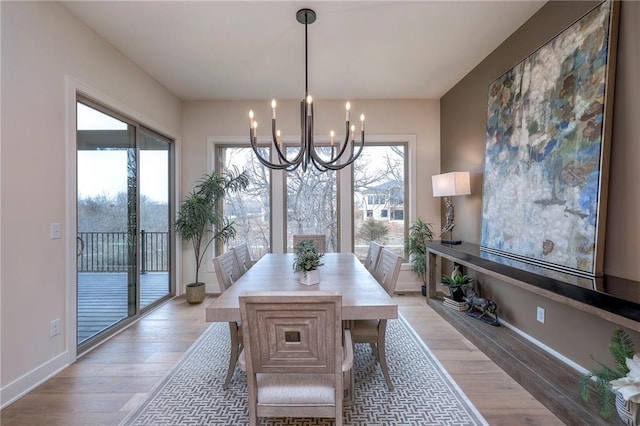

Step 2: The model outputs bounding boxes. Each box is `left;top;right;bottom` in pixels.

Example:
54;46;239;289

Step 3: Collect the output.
256;373;335;405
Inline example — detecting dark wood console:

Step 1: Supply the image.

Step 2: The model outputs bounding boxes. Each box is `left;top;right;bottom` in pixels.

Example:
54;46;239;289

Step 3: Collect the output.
426;241;639;425
426;241;640;332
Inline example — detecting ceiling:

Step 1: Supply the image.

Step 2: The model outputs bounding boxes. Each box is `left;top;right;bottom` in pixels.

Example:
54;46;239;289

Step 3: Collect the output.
62;1;546;102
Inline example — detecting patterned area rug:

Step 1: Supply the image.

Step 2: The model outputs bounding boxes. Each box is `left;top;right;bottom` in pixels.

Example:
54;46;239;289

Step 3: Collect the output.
122;315;488;425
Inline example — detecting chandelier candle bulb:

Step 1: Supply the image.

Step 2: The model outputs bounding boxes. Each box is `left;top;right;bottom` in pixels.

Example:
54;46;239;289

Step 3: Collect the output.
276;130;281;145
346;102;351;121
249;110;254;129
271;99;276;119
361;114;365;132
330;130;335;146
350;125;355;141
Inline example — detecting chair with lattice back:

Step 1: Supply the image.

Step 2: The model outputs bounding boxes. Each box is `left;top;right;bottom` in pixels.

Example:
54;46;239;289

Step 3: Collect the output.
239;292;353;426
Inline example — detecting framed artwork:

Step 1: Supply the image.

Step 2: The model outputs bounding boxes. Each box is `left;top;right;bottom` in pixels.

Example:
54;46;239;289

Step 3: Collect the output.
480;0;619;277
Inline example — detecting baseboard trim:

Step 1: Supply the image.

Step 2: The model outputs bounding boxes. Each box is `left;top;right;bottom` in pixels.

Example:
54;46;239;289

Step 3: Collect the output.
1;351;69;409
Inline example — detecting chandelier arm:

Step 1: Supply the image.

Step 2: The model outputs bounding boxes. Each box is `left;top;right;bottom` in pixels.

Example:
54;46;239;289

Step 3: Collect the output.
249;131;293;170
271;118;302;166
309;130;365;171
308;121;351;166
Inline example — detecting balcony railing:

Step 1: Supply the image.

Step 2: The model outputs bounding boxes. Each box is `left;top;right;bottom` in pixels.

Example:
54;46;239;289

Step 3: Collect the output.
77;231;169;273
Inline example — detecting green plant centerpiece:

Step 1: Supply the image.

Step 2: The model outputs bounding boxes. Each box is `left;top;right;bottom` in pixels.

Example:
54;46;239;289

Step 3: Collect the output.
406;218;434;296
580;328;635;419
175;168;249;303
292;240;324;286
441;271;473;302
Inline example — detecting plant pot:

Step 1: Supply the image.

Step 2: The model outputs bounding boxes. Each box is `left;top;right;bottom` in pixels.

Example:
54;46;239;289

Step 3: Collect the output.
299;269;320;286
450;286;465;302
185;282;206;304
616;391;640;426
421;284;427;297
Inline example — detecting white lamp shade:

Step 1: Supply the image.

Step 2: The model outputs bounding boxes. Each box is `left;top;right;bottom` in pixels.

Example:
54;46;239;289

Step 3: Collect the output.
432;172;471;197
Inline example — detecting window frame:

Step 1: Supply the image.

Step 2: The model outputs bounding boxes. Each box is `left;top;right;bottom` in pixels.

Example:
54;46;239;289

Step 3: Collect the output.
209;134;416;259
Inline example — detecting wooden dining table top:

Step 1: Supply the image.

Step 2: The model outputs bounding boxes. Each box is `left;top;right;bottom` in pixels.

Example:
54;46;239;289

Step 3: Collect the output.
205;253;398;322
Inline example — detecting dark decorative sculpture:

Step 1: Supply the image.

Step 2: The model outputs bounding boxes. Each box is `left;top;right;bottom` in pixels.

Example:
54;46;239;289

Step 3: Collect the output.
463;286;499;326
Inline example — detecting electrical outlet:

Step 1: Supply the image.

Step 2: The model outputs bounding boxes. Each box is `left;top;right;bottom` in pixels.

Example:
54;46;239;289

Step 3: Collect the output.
536;306;545;324
50;318;61;337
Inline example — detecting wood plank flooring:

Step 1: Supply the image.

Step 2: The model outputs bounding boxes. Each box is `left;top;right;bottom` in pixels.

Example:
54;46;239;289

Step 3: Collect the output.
1;294;563;425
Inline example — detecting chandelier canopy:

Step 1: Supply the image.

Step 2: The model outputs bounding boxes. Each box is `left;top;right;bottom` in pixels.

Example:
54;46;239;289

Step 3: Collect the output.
248;8;365;172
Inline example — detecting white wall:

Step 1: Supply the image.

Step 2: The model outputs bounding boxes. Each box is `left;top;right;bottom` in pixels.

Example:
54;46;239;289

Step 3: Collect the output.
1;2;181;406
181;99;441;293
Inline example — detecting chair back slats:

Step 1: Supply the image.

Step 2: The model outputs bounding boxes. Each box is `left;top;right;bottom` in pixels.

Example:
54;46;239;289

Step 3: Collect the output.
213;250;242;291
373;248;402;296
292;234;326;253
364;241;383;272
232;242;253;273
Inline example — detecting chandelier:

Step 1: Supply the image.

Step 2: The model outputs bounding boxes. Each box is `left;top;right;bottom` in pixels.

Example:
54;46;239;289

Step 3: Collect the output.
248;8;365;172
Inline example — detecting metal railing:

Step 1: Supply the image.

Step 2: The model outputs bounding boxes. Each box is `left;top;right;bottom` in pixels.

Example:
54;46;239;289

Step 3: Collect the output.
77;231;169;273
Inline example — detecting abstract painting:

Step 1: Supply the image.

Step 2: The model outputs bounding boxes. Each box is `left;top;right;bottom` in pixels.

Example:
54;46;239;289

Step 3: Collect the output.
480;0;618;276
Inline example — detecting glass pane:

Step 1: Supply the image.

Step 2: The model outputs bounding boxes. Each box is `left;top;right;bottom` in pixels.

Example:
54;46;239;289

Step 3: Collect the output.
286;146;337;252
353;144;406;260
76;101;137;346
139;129;170;309
220;146;271;260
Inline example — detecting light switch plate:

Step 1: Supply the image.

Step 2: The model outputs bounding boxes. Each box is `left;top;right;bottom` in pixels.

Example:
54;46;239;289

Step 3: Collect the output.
51;223;61;239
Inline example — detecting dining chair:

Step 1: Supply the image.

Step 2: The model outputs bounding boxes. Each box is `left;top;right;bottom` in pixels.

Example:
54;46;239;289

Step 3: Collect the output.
232;242;253;274
213;250;244;390
213;250;243;291
351;248;402;391
292;234;326;252
363;241;383;273
239;291;353;426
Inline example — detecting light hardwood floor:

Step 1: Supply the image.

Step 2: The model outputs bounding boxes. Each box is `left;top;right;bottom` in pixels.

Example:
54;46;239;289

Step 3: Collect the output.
1;294;563;425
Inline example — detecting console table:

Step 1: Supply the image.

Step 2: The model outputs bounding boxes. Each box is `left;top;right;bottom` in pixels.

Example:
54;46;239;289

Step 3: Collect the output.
426;241;640;331
426;241;640;425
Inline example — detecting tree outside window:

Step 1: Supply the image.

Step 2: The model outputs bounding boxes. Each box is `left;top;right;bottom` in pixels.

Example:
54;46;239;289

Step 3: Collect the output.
353;144;407;260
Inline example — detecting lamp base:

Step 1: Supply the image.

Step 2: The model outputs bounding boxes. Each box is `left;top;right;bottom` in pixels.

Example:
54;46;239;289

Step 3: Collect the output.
441;239;462;245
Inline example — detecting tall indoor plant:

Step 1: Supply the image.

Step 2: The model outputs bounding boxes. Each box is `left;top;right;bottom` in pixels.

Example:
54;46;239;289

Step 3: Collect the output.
175;168;249;303
406;218;434;296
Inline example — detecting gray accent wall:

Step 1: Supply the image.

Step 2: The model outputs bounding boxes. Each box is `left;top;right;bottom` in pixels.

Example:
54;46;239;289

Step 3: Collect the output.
440;1;640;368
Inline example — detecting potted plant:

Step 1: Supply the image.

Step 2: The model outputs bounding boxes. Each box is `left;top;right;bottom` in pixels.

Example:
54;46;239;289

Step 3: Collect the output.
406;218;434;296
441;272;473;302
580;328;635;420
175;168;249;303
292;240;324;286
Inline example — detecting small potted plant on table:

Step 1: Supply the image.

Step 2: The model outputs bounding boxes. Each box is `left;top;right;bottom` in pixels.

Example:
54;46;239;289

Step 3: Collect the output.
292;240;324;285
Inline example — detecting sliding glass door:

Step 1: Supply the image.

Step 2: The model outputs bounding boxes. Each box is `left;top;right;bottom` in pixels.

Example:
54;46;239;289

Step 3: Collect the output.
76;98;172;351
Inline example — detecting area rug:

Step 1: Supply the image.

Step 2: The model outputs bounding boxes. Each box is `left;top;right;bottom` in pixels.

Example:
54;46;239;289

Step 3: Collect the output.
121;315;488;425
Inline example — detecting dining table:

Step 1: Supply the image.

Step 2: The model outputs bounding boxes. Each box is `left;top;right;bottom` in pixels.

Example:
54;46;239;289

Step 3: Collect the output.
205;253;398;323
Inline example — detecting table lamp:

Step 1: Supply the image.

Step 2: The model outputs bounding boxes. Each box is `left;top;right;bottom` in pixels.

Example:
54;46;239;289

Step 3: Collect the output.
431;172;471;245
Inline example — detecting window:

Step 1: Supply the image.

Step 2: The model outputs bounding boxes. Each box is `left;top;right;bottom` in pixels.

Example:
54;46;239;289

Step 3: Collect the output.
354;144;407;260
286;146;337;252
216;146;271;260
214;138;410;260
